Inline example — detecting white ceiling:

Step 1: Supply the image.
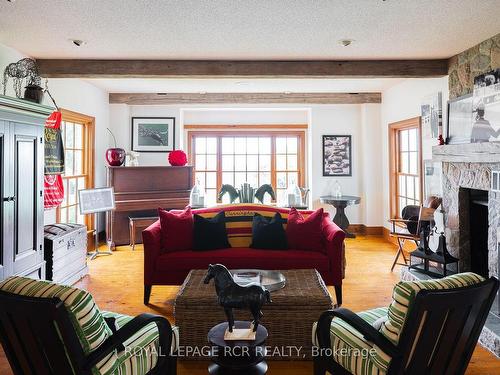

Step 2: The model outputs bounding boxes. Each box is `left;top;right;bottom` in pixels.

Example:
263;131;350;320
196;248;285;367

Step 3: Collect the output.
85;77;404;93
0;0;498;60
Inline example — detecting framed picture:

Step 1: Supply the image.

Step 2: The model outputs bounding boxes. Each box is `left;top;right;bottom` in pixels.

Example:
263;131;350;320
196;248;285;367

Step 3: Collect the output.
423;159;442;199
131;117;175;152
421;92;443;140
322;135;352;176
471;69;500;143
447;93;473;144
78;187;115;214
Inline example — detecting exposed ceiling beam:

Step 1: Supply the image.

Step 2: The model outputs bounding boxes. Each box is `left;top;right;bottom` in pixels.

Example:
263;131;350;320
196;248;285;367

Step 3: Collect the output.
37;59;448;78
109;92;382;105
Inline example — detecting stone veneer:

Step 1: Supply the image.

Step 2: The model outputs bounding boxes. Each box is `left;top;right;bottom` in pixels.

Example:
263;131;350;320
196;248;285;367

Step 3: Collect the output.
442;162;500;278
448;32;500;99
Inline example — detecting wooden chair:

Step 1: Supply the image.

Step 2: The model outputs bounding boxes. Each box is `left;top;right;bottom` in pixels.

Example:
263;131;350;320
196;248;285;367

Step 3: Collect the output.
388;196;442;271
313;273;498;375
0;278;177;375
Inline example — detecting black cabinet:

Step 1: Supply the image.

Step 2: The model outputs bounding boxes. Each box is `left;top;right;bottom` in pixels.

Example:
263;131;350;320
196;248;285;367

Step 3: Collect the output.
0;95;52;281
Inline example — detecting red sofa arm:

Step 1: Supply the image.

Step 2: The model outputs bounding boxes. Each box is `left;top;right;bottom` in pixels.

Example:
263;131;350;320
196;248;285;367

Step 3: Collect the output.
322;217;346;285
142;220;162;285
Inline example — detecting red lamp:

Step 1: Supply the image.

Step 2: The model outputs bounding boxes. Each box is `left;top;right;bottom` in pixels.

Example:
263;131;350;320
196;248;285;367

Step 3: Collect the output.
105;128;126;166
168;150;187;166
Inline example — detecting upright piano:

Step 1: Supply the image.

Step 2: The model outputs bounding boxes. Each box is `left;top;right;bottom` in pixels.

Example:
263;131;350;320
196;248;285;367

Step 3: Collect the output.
106;166;193;247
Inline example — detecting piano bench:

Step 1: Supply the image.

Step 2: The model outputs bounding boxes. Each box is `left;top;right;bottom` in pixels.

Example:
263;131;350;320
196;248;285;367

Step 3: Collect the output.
129;216;158;250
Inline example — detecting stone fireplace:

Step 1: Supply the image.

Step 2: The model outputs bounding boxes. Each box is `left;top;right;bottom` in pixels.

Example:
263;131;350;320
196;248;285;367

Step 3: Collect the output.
441;161;500;278
401;142;500;357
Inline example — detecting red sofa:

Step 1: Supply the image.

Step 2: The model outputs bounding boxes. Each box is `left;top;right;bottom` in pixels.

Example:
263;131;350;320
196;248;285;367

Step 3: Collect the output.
143;204;346;305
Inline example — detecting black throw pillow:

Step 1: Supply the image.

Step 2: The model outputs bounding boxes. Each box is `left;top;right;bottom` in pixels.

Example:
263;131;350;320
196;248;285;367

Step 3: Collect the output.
193;211;231;250
250;213;288;250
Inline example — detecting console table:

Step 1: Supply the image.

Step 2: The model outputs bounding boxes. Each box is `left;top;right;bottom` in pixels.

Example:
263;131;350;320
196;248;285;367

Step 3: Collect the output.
320;195;361;238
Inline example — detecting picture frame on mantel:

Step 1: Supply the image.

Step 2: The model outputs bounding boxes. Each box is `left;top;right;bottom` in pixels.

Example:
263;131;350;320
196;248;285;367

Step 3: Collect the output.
446;93;473;144
322;135;352;176
131;117;175;152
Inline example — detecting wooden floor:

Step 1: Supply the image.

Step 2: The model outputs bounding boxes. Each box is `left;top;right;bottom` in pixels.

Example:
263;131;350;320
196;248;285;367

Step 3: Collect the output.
1;235;498;374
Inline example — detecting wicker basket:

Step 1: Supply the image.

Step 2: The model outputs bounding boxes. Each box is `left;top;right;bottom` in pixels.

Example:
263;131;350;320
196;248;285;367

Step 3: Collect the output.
174;269;333;361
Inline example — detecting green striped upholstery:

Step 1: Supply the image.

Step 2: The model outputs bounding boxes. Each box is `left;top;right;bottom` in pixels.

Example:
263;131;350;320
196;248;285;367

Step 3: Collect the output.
0;276;116;374
0;277;179;375
0;276;112;352
313;307;388;375
101;311;179;373
372;272;485;372
101;311;159;375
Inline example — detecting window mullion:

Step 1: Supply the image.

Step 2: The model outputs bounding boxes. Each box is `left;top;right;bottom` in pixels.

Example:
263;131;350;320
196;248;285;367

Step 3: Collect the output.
270;135;277;202
216;136;222;202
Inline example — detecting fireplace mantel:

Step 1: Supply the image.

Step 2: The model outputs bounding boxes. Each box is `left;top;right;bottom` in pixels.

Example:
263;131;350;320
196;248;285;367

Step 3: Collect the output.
433;143;500;163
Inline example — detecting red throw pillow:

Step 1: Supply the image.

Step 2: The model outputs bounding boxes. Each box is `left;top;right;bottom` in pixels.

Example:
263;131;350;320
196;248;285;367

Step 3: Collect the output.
158;207;193;252
286;208;324;251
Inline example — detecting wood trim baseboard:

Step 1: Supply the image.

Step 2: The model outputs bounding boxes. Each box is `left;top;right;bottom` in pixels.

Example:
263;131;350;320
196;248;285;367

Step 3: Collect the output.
383;227;395;244
348;224;383;235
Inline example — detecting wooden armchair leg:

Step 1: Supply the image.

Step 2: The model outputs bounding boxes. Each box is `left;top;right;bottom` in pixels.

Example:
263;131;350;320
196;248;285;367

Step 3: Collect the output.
391;238;408;271
144;285;152;305
334;285;342;306
313;358;327;375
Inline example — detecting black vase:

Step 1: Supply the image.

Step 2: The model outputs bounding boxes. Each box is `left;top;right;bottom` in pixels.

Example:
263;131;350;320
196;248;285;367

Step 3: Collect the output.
24;85;44;104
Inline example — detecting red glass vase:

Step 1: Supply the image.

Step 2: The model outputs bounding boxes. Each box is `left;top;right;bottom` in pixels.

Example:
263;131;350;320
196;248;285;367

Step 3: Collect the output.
106;148;126;166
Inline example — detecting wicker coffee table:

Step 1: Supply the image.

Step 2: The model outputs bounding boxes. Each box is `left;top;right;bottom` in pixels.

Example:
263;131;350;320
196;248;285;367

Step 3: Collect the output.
174;269;333;360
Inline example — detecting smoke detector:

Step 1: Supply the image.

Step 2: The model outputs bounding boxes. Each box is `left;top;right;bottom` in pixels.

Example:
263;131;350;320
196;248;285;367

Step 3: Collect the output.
338;39;354;47
70;39;86;47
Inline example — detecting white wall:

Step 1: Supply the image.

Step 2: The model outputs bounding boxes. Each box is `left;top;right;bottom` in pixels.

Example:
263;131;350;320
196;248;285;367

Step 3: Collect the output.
360;104;383;226
0;43;110;229
0;44;26;97
380;77;449;229
109;104;180;166
45;79;110;228
309;105;364;223
109;103;384;226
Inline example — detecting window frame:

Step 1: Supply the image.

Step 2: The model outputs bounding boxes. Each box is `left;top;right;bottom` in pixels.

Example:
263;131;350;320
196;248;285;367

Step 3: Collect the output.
56;108;95;230
389;117;423;219
187;128;306;203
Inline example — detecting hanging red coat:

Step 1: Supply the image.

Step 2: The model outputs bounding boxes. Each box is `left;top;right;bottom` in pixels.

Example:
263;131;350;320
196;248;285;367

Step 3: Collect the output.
44;111;65;209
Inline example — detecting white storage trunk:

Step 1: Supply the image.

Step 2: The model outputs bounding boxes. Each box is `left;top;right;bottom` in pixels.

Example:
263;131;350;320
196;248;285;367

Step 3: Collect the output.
44;224;88;285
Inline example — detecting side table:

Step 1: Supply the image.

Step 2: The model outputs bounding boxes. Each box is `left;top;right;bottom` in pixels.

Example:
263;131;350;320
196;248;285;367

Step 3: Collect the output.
320;195;361;238
208;321;268;374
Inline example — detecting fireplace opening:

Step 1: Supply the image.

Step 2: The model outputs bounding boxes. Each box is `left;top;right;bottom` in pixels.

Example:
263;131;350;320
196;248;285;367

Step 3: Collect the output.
468;189;489;278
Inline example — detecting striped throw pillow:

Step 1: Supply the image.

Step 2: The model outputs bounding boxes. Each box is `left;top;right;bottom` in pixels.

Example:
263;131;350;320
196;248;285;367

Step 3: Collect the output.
0;276;116;374
192;203;324;248
372;272;485;372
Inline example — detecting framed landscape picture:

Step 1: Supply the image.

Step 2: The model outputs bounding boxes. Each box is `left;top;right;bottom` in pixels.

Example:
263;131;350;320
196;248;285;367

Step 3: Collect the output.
323;135;352;176
131;117;175;152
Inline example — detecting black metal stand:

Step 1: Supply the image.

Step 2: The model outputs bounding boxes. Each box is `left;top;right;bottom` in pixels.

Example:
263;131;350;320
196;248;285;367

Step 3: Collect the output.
208;321;268;375
409;231;458;278
87;212;112;260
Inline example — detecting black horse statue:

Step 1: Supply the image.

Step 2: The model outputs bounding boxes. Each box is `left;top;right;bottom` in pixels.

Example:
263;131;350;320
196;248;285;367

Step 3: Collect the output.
204;264;272;332
218;183;276;204
254;184;276;204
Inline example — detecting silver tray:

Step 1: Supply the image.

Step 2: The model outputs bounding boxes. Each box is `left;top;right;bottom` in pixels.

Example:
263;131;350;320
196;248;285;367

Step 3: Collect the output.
231;269;286;292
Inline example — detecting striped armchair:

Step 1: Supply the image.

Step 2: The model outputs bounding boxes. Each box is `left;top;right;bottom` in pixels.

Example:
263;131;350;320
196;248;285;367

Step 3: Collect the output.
313;273;498;375
0;276;178;375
